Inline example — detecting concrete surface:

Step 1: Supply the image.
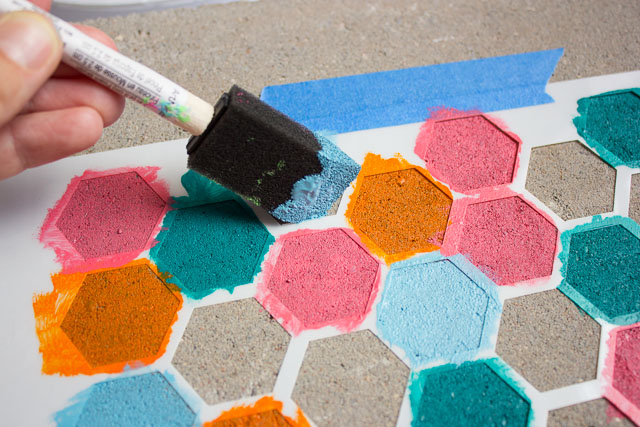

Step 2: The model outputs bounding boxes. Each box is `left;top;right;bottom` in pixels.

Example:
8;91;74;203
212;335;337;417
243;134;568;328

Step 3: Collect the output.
171;298;290;405
547;398;635;427
80;0;640;152
495;289;601;392
525;141;616;221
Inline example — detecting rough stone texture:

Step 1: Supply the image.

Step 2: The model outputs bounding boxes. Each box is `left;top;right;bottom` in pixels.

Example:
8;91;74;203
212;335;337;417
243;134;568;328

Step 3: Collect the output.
548;399;635;427
80;0;640;152
495;289;601;392
526;141;616;221
631;174;640;224
292;330;409;427
172;298;290;405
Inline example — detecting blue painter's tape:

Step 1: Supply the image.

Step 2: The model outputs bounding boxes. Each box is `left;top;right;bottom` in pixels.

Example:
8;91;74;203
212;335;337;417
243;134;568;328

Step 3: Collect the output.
261;49;563;133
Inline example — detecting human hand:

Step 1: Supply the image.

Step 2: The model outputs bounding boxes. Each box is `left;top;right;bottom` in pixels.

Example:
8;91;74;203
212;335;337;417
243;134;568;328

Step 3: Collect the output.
0;0;125;180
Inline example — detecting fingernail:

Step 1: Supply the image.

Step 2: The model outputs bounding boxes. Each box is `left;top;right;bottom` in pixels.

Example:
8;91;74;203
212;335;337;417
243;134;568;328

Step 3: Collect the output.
0;11;60;70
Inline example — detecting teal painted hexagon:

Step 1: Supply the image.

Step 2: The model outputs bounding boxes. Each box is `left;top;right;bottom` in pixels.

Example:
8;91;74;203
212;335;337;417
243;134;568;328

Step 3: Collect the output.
573;89;640;168
376;253;501;367
151;171;274;299
558;216;640;325
408;358;532;426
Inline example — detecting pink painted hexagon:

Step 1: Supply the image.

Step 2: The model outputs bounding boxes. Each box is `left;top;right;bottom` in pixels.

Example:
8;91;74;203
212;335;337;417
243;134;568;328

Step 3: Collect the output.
40;168;170;272
415;111;521;193
446;193;558;285
604;323;640;425
256;228;381;335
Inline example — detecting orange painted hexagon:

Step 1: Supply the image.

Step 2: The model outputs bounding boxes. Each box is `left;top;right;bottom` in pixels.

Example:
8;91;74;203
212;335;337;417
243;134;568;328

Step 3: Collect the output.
32;259;182;375
346;153;453;264
204;396;310;427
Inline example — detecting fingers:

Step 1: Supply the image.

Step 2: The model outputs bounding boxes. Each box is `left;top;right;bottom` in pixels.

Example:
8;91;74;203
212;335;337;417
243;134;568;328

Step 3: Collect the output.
0;107;103;180
0;11;62;126
22;77;126;126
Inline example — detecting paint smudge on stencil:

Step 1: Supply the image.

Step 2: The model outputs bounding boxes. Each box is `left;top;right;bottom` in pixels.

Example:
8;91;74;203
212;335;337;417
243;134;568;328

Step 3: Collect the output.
603;323;640;424
32;259;182;375
414;108;521;194
151;171;274;299
40;168;170;273
558;216;640;325
409;359;531;427
256;228;381;335
54;372;195;427
345;153;453;264
376;253;500;367
573;89;640;168
442;188;558;285
204;396;310;426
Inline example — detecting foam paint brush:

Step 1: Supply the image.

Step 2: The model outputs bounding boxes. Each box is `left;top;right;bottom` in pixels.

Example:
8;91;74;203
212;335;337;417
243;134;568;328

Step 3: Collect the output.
0;0;360;223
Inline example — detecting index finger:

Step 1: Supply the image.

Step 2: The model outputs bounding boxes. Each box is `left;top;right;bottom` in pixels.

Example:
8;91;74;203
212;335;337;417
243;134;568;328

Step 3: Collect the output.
29;0;52;11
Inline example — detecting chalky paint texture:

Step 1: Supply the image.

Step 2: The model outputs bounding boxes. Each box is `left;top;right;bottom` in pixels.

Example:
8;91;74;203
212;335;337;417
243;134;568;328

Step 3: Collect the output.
56;373;195;427
415;110;520;193
204;396;310;427
257;228;381;335
346;153;453;264
558;216;640;325
574;89;640;168
604;323;640;424
32;259;182;376
377;253;500;367
613;326;640;410
409;360;531;427
151;171;274;299
272;133;360;223
40;167;170;273
60;264;180;367
457;195;557;285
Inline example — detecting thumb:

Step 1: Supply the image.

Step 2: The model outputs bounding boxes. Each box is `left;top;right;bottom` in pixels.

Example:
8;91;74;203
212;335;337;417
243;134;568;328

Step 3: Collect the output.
0;11;62;126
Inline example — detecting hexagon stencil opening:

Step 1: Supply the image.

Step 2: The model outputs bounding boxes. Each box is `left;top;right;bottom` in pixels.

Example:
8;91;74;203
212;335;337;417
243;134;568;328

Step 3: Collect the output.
415;111;520;193
574;89;640;168
525;141;616;221
457;195;558;285
257;228;381;335
345;153;453;264
292;330;409;427
409;360;531;427
559;217;640;325
496;289;600;392
152;200;274;299
40;168;170;273
172;298;290;405
60;264;181;368
57;372;196;427
377;253;500;367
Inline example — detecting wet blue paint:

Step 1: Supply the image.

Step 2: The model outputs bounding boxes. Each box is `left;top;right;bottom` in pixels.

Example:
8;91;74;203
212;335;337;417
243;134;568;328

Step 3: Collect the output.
409;359;531;427
573;89;640;168
272;134;360;223
558;216;640;325
151;171;274;299
376;253;501;367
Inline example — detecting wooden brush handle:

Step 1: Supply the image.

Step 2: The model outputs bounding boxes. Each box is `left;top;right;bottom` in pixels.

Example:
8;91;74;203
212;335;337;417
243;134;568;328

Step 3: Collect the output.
0;0;214;135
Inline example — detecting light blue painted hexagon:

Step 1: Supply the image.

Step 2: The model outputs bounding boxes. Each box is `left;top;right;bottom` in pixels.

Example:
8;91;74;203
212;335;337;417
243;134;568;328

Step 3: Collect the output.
377;252;501;368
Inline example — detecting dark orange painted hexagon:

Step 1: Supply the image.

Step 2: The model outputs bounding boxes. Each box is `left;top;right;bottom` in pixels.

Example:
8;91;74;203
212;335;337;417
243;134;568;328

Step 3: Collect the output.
60;264;180;367
347;155;453;263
